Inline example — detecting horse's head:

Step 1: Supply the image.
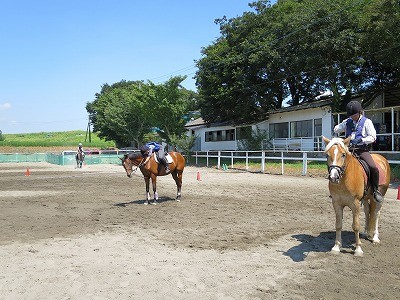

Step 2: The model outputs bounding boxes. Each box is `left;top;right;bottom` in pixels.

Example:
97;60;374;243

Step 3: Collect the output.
323;136;351;184
120;152;143;178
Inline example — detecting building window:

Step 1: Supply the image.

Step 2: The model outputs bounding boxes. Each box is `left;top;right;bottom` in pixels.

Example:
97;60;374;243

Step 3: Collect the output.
269;122;289;138
314;118;322;136
291;120;312;137
205;129;235;142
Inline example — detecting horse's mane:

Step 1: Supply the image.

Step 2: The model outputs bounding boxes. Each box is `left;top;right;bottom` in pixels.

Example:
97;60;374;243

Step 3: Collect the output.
126;151;142;160
324;137;349;153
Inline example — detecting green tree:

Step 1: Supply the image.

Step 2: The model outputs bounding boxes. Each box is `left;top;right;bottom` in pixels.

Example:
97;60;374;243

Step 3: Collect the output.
169;133;197;163
195;0;400;122
86;80;153;147
86;77;195;147
148;76;195;143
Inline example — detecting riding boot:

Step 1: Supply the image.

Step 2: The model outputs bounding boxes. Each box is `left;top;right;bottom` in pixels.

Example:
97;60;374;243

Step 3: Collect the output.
370;167;384;203
162;157;170;173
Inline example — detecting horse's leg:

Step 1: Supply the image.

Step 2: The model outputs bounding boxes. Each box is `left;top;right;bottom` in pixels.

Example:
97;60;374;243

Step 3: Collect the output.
151;175;158;205
369;200;382;244
144;177;151;205
331;202;343;254
350;201;363;257
171;170;182;201
361;198;370;238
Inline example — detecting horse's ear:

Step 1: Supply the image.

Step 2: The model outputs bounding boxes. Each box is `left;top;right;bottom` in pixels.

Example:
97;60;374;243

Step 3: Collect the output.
322;136;330;145
343;136;351;146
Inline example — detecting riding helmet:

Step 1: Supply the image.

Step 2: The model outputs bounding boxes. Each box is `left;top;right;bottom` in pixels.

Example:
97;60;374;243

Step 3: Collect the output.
346;100;363;117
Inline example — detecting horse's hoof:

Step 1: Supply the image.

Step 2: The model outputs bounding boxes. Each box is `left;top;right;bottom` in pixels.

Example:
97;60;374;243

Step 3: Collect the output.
176;199;181;202
354;246;364;256
151;201;157;205
331;245;341;254
144;202;149;205
354;250;364;257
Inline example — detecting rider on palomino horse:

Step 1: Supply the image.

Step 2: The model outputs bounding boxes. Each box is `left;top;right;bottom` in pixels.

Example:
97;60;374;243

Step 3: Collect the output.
140;141;170;173
334;100;384;203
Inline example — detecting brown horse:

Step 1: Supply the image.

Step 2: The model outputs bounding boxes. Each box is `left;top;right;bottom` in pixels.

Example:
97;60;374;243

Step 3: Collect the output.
121;151;185;205
323;136;390;256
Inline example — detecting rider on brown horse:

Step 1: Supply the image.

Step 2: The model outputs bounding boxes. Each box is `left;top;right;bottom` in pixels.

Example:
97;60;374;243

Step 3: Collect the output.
140;141;170;173
334;100;384;203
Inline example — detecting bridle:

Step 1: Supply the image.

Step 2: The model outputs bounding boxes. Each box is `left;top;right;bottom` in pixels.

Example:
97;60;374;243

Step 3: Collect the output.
326;143;347;183
123;156;145;177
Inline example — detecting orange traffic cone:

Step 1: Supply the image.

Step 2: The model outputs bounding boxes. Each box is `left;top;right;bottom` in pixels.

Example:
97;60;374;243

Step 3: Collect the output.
25;168;30;176
197;171;201;181
397;186;400;200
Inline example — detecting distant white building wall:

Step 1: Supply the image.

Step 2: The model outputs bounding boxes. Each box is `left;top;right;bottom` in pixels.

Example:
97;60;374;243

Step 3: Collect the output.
186;123;237;151
255;106;332;138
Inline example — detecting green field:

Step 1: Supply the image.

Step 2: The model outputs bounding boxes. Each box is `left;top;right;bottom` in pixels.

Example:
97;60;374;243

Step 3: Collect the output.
0;130;116;148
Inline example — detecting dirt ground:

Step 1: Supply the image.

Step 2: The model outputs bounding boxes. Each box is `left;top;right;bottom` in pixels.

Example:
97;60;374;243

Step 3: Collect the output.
0;162;399;299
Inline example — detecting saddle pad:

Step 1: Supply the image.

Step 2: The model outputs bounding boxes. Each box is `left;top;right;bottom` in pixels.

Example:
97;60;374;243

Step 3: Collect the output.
377;163;387;185
153;153;173;164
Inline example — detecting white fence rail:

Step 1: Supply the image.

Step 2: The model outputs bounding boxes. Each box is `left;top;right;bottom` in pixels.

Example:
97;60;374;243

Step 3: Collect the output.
192;150;400;176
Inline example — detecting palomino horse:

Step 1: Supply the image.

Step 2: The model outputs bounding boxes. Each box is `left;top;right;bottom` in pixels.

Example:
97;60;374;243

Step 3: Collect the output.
323;136;390;256
121;151;186;205
76;152;84;168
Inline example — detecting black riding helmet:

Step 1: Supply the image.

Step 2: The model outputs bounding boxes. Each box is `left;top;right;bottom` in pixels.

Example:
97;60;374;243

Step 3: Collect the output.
346;100;363;117
140;145;148;155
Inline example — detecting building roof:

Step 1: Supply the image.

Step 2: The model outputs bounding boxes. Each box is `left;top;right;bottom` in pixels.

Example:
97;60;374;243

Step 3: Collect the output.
270;99;332;114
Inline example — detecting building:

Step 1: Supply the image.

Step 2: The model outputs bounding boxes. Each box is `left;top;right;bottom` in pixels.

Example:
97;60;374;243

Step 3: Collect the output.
186;89;400;152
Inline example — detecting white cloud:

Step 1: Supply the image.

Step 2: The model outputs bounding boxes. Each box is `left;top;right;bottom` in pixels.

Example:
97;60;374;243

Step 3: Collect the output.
0;102;11;111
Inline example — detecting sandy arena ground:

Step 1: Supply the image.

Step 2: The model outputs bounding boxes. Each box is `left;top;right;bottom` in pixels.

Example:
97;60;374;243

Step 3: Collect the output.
0;162;400;299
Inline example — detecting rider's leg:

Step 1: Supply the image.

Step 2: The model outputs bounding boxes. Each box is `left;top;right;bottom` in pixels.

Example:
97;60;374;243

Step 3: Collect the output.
157;148;170;173
359;151;383;203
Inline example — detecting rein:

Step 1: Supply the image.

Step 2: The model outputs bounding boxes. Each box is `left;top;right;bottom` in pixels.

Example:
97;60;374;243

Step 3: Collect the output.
130;157;146;173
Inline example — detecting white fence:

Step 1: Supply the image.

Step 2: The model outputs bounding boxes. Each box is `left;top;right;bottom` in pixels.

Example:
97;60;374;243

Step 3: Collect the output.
192;150;400;176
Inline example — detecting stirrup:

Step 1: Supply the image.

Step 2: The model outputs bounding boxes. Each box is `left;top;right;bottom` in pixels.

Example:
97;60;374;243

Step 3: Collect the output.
373;190;384;203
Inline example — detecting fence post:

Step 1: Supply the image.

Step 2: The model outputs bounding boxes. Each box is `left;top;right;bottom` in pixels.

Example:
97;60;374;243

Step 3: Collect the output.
195;152;198;165
217;151;221;169
245;152;249;170
281;152;284;175
302;152;307;176
206;151;209;167
231;151;234;168
261;151;265;173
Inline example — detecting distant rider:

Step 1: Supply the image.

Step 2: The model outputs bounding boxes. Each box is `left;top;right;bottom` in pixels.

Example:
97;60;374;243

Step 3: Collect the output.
77;143;85;158
140;141;170;173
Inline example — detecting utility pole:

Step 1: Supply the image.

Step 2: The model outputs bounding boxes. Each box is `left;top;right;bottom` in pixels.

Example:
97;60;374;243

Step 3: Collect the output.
85;120;92;143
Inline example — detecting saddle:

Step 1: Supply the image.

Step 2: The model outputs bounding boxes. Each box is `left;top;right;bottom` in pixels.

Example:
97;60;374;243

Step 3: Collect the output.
352;153;386;194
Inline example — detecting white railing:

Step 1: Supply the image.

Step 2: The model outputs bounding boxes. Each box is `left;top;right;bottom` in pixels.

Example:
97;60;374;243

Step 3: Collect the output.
271;137;319;151
192;150;400;176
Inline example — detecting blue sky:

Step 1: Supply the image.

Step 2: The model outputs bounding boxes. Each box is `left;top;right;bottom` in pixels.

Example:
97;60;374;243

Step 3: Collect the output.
0;0;262;134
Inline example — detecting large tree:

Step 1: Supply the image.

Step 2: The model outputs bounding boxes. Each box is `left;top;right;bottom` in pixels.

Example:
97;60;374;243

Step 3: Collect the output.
86;77;195;147
195;0;400;123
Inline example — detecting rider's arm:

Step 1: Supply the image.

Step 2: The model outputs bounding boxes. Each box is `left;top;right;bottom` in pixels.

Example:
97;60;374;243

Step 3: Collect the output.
333;119;347;134
362;119;376;145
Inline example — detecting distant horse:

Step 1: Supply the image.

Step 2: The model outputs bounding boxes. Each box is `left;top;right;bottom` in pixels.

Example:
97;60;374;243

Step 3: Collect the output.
323;136;390;256
76;152;84;168
121;151;186;205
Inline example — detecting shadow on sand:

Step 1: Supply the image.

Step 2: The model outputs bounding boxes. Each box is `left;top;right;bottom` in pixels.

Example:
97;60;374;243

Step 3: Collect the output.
114;196;176;206
283;231;363;262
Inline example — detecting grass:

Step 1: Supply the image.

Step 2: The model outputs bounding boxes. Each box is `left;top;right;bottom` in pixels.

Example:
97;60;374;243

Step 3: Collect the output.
0;130;115;148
